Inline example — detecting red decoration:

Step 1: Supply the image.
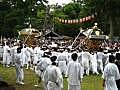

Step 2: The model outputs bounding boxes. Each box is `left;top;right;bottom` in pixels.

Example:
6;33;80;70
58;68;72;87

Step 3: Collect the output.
58;14;95;24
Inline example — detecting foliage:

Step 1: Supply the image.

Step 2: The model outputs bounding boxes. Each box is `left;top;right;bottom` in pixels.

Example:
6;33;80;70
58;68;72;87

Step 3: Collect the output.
0;0;120;38
53;2;94;37
82;0;120;36
0;0;47;38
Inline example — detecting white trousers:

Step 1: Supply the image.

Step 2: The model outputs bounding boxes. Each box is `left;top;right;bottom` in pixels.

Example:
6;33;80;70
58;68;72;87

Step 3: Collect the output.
68;84;81;90
15;65;24;83
98;60;103;73
3;53;11;65
82;61;89;75
47;81;61;90
58;61;67;75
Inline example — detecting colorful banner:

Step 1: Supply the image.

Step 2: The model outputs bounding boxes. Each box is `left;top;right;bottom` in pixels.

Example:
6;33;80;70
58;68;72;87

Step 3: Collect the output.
58;15;94;24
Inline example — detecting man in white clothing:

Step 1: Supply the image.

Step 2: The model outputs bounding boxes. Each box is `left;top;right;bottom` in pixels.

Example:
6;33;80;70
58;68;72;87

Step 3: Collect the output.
44;56;63;90
36;53;51;79
33;45;40;72
57;50;68;76
102;55;120;90
10;43;18;66
90;52;99;74
3;42;11;67
14;47;24;85
0;45;3;60
81;50;91;75
67;53;82;90
97;48;104;73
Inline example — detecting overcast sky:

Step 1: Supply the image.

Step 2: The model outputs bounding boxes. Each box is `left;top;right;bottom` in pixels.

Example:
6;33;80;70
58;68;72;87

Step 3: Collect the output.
48;0;72;5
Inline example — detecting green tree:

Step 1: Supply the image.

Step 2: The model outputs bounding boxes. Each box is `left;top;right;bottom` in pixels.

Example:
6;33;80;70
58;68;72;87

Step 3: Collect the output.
82;0;120;38
53;2;94;37
0;0;48;38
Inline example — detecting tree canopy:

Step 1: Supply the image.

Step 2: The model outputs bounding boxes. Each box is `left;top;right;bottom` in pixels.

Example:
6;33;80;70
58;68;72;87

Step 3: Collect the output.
0;0;120;38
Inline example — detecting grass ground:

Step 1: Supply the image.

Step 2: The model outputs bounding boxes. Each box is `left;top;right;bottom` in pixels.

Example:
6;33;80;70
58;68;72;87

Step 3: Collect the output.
0;65;103;90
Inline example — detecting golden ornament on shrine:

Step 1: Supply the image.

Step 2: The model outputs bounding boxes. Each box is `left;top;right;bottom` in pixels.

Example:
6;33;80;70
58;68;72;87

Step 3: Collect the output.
19;27;41;46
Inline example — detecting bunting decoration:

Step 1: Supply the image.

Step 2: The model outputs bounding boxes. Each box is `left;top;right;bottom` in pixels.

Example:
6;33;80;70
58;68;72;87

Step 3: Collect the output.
58;14;95;24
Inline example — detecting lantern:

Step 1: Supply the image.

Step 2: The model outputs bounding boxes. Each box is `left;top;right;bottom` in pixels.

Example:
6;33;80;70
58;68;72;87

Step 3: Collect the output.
82;18;86;22
62;19;65;23
68;20;71;24
70;20;73;24
79;19;83;23
64;20;67;24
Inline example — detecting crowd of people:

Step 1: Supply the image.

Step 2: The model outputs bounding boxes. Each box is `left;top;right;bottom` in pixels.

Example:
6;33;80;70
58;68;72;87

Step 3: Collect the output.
0;38;120;90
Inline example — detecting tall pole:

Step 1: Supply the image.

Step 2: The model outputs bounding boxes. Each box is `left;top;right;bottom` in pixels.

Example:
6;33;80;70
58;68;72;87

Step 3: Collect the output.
52;3;58;31
41;5;50;41
71;29;81;47
109;16;113;40
1;35;2;44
